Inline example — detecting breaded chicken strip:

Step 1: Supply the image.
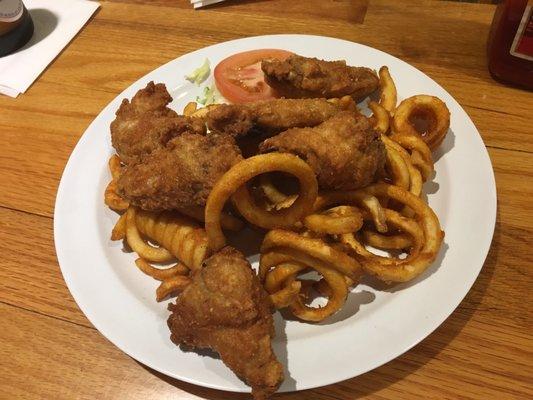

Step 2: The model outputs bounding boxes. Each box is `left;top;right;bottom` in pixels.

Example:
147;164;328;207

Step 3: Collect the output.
207;97;358;138
111;82;205;164
168;247;283;400
116;133;242;210
262;55;379;101
260;112;385;190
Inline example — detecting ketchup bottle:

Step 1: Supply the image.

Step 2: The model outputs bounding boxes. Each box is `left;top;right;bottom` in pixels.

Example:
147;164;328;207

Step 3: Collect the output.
487;0;533;89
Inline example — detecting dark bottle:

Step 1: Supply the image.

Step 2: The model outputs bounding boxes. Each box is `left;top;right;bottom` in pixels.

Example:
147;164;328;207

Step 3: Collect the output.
0;0;34;57
487;0;533;89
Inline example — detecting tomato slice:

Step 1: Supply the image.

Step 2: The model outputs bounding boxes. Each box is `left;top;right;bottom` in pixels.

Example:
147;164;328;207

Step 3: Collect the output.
214;49;293;104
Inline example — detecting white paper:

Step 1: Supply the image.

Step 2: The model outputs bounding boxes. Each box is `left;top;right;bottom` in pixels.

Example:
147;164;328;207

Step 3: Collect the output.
192;0;226;9
0;0;99;97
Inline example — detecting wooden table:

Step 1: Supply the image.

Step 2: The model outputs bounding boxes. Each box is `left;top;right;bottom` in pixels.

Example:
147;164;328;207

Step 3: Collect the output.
1;0;532;398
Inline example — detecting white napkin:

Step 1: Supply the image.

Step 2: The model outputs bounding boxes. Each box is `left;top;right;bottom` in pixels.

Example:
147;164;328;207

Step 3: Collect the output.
191;0;226;9
0;0;99;98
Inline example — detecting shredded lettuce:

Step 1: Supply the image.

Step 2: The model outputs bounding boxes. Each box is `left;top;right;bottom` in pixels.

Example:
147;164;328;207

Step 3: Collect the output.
196;85;217;106
185;58;210;85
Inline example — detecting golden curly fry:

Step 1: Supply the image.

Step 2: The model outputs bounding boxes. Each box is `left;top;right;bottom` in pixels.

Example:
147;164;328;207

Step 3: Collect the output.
368;100;390;135
390;132;434;181
190;104;220;119
108;154;123;180
362;230;413;250
381;134;423;201
178;205;244;232
411;149;434;182
304;206;363;235
134;208;210;270
260;247;350;322
111;212;127;241
259;174;291;206
264;261;307;294
126;207;174;263
135;258;189;281
104;180;129;211
341;184;444;282
384;144;410;191
392;94;450;151
379;66;397;114
269;278;302;309
205;153;318;252
183;101;197;117
156;275;191;302
289;261;348;322
314;192;387;233
261;229;362;282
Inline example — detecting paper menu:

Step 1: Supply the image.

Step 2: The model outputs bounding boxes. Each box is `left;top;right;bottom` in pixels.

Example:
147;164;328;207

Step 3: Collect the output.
0;0;99;98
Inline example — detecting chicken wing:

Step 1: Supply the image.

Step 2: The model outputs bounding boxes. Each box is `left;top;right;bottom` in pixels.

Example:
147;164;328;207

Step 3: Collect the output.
111;82;205;165
262;54;379;101
260;111;385;190
167;247;283;400
207;97;358;138
116;133;242;210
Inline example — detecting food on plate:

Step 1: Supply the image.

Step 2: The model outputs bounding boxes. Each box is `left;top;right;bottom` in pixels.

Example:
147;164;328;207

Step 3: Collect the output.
167;247;283;400
260;230;362;321
156;274;192;302
258;174;293;206
104;155;130;211
392;94;451;151
196;84;218;106
185;58;210;85
259;111;386;190
368;100;390;135
126;207;174;263
312;190;388;233
110;212;127;240
110;82;206;165
104;53;451;398
380;134;423;199
205;153;318;252
390;131;434;181
206;96;357;138
362;230;413;250
182;101;197;117
338;183;444;283
378;66;397;114
214;49;294;103
116;132;242;210
177;205;244;232
126;207;210;270
104;179;129;211
303;205;364;235
135;258;189;281
262;54;379;100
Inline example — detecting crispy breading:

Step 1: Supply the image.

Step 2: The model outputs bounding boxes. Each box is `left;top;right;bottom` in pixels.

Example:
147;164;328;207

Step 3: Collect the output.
262;54;379;101
207;97;356;138
167;247;283;400
116;133;242;210
260;111;385;190
111;82;205;164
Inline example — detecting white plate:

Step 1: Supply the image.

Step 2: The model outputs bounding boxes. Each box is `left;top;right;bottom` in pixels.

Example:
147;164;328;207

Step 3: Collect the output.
54;34;496;394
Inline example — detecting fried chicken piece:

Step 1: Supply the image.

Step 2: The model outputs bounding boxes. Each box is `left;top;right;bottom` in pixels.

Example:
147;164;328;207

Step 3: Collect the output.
111;81;206;164
207;97;358;138
168;247;283;400
262;54;379;101
260;111;385;190
116;133;242;210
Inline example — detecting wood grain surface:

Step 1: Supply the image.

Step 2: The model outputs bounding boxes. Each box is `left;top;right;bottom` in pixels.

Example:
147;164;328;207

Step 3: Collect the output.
1;0;532;399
